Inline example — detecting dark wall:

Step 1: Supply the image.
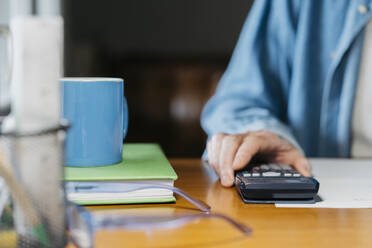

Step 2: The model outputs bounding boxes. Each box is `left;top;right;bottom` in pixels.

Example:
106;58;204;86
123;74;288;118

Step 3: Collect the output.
63;0;253;157
65;0;251;56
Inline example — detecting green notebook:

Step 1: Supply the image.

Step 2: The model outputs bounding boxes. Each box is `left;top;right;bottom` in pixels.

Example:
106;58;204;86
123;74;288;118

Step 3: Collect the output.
65;143;178;205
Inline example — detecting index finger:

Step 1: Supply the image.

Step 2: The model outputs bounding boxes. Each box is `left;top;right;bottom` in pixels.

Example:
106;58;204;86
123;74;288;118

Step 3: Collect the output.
232;135;261;170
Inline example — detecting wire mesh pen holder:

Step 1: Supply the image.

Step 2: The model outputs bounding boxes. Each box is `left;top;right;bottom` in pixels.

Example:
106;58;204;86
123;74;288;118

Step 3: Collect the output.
0;122;69;247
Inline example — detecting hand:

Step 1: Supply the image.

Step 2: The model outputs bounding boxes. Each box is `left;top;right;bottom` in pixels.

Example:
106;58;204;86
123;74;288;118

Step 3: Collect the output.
206;130;311;187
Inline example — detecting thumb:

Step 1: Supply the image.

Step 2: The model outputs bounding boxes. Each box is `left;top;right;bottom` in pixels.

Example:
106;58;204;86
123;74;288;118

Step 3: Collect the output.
291;154;311;177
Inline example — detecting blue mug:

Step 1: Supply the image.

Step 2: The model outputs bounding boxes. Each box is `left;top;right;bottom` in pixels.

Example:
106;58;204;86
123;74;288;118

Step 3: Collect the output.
61;77;128;167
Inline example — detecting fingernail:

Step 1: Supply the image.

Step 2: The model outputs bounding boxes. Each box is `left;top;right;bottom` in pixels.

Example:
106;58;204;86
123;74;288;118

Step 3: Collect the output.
221;174;232;185
221;174;229;182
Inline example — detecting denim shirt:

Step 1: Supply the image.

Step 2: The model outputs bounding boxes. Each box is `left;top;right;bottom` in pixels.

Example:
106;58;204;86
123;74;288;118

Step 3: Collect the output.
201;0;372;157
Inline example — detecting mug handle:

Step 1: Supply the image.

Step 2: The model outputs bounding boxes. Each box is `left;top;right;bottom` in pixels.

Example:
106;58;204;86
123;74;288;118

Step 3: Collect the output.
0;26;13;111
123;96;129;140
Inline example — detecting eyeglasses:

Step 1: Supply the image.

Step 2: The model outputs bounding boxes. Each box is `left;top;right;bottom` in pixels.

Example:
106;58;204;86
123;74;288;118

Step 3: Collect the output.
1;144;252;248
67;184;253;248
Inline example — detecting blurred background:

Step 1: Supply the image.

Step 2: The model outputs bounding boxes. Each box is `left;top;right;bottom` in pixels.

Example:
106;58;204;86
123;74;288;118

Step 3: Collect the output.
1;0;253;157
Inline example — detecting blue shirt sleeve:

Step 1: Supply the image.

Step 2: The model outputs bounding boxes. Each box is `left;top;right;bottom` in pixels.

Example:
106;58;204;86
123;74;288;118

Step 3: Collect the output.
201;0;303;153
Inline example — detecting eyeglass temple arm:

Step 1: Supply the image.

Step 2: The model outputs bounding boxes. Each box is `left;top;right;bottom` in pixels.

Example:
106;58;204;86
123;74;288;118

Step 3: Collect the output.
95;213;252;236
119;184;211;213
163;185;211;213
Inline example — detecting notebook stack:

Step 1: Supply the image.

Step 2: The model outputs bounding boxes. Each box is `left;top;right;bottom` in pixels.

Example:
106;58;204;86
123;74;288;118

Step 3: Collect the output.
64;143;178;205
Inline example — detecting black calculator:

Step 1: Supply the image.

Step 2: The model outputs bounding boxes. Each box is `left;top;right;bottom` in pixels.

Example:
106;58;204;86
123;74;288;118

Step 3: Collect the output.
235;163;320;203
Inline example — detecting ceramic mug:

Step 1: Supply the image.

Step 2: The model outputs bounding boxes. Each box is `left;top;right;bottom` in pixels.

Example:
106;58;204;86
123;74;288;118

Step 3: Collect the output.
61;77;128;167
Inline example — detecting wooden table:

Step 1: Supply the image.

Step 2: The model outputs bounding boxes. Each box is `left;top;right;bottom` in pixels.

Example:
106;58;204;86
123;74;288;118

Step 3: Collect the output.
76;159;372;248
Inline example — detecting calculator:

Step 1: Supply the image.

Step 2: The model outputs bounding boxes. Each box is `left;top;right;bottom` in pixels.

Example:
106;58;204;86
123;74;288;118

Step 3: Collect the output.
235;163;320;203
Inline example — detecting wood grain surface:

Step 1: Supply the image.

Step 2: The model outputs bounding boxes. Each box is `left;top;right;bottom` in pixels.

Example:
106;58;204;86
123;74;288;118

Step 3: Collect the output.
67;159;372;248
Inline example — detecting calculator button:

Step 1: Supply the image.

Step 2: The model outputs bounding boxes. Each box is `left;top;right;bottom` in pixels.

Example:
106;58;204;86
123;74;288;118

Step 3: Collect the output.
284;173;292;177
252;172;260;177
268;164;281;170
293;173;301;177
243;173;251;177
262;172;281;177
260;164;270;170
279;164;292;170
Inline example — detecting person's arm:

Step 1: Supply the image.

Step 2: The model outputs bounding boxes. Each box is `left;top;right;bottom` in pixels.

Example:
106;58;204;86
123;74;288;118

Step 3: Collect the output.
201;0;310;187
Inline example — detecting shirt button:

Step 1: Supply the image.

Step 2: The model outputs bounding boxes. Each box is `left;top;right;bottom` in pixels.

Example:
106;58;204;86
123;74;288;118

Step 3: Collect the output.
358;4;368;14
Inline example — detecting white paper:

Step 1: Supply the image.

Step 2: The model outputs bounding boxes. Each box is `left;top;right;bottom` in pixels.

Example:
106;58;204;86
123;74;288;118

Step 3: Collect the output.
276;159;372;208
66;180;174;201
